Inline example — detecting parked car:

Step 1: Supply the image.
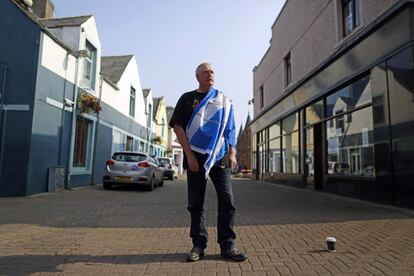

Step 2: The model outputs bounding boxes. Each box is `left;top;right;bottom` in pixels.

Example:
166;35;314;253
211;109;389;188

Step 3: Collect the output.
328;162;350;175
156;157;178;180
103;152;164;191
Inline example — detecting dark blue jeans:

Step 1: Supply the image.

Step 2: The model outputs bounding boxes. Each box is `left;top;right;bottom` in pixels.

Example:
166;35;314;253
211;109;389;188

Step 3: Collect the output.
186;162;236;251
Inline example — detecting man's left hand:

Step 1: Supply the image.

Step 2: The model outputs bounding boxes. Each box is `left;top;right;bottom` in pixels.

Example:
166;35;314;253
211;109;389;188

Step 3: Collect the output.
229;148;237;169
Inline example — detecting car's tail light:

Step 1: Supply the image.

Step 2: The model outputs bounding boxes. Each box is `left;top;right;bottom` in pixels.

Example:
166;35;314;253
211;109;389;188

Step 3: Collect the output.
138;161;150;168
106;160;115;166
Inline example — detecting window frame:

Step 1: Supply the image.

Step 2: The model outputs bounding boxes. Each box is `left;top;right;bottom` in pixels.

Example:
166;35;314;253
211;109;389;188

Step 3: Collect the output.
82;40;97;90
259;85;264;109
284;52;292;87
129;86;136;117
72;116;95;172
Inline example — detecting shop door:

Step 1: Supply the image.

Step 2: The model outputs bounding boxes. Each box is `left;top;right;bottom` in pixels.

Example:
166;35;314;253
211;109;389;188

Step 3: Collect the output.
305;123;323;190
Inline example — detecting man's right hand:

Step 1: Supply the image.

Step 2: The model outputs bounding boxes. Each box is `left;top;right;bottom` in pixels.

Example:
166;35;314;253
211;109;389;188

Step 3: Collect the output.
187;152;199;172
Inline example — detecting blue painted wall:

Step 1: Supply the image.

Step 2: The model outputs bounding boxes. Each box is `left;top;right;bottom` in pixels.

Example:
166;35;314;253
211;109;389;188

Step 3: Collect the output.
0;1;155;195
27;66;75;194
93;124;113;184
0;1;41;196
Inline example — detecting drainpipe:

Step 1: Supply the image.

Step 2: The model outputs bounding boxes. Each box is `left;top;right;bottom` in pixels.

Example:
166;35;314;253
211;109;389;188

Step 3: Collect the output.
66;51;84;188
91;75;103;185
57;53;69;165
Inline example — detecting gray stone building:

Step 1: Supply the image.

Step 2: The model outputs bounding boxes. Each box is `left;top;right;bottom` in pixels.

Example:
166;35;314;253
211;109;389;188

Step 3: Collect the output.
251;0;414;209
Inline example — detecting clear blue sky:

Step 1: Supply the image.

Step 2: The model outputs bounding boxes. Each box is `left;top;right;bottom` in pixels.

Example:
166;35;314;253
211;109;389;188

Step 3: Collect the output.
52;0;285;131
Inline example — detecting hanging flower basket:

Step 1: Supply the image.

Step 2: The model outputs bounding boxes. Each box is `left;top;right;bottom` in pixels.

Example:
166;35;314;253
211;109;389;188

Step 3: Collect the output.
151;136;162;144
77;91;101;114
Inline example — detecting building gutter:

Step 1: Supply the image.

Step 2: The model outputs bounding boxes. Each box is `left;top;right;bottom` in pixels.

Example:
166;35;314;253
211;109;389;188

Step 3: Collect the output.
91;75;103;185
66;52;82;188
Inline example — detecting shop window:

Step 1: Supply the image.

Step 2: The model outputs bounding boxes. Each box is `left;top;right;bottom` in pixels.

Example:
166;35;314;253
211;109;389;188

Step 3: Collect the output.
269;138;281;173
326;75;371;117
372;96;385;124
281;113;299;173
305;100;324;126
387;46;414;207
326;106;375;177
73;116;92;168
269;122;281;139
282;113;298;134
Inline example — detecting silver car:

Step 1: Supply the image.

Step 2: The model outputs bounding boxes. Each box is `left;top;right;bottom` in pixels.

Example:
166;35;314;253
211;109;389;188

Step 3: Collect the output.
103;152;164;191
156;157;178;180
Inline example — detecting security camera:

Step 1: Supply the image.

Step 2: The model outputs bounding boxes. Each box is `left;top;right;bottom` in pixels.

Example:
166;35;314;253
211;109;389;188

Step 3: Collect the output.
64;98;74;106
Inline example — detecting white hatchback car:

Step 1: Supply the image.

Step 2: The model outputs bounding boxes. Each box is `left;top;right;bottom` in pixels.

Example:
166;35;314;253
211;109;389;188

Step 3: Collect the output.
156;157;178;180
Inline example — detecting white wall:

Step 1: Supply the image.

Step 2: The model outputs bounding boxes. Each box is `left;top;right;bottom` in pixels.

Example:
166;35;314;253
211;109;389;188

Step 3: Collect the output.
100;56;147;127
40;33;77;84
79;17;101;97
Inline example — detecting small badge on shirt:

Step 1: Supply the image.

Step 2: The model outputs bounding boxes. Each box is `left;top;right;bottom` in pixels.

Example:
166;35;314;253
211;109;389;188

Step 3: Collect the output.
192;99;200;109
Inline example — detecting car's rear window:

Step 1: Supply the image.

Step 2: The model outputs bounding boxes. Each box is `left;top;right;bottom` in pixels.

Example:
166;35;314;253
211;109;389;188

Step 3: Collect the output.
157;158;170;164
112;153;146;162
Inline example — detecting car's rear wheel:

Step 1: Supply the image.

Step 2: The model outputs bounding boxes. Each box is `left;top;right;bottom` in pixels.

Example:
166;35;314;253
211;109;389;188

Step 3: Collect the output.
147;175;155;191
103;182;112;189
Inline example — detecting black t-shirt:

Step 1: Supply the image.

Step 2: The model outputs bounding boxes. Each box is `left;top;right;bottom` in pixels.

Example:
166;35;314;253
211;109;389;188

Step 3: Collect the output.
169;90;228;170
169;90;207;130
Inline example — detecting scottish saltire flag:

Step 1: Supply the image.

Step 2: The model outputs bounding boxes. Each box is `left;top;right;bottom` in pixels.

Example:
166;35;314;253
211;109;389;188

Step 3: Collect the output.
186;87;236;178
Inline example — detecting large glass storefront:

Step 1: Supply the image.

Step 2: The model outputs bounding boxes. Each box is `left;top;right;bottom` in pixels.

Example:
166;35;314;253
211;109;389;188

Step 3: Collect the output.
252;45;414;208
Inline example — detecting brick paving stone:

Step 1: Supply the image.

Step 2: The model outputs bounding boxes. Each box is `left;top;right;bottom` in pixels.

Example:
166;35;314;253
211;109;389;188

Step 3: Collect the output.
0;178;413;275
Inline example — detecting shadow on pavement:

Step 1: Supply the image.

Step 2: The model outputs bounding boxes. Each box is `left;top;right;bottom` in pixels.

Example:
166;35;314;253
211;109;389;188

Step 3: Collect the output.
0;253;224;275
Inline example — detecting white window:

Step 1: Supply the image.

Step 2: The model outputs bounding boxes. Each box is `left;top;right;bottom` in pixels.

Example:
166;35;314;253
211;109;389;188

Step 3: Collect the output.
129;87;136;117
82;41;96;89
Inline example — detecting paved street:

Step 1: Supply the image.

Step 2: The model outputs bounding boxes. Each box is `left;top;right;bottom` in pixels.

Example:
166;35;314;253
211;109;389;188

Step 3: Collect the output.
0;178;413;276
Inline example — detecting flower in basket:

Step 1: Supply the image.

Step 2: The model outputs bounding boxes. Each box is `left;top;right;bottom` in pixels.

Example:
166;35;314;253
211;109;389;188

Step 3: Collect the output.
77;92;101;114
151;136;162;144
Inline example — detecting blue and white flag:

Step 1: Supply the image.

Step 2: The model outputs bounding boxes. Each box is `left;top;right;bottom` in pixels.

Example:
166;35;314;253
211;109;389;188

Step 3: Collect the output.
186;87;236;178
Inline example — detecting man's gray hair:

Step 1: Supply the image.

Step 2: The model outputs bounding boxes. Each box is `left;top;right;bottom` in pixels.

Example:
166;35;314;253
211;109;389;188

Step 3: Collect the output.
195;62;211;75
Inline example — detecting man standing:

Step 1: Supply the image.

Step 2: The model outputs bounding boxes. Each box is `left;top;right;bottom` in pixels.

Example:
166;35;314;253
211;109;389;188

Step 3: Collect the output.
169;63;247;262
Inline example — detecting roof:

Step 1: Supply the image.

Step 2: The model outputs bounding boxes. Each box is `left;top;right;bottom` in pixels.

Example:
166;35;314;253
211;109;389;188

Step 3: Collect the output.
237;124;244;141
245;114;251;128
153;97;162;120
40;15;92;28
101;55;134;84
10;0;76;54
142;89;151;98
166;106;174;122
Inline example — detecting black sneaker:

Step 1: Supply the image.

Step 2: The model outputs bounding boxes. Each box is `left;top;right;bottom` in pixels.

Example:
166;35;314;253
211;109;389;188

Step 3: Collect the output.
220;248;247;262
186;247;205;262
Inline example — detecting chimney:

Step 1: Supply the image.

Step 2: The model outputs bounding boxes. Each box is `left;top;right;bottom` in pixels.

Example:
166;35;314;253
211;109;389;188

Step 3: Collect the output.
32;0;55;19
